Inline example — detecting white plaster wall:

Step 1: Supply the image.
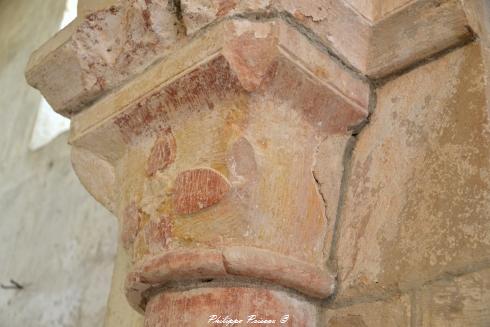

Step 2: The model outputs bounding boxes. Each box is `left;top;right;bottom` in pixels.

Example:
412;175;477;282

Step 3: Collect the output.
0;0;118;326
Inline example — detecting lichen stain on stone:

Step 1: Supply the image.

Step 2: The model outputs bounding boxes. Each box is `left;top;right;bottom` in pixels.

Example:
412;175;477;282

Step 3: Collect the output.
146;128;177;176
173;168;231;215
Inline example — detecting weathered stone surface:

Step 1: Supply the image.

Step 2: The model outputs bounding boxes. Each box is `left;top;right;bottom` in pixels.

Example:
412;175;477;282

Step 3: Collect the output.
121;201;143;250
313;135;352;258
462;1;490;116
180;0;471;77
323;294;411;327
344;0;413;21
145;287;318;327
71;145;117;213
26;0;182;116
173;168;231;215
334;43;490;302
367;0;470;77
66;19;367;318
23;0;490;325
26;0;473;116
104;242;145;327
125;246;335;311
415;268;490;326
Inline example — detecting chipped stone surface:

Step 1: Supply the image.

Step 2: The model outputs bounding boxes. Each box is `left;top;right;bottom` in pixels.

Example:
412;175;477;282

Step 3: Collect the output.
121;200;143;250
145;287;318;326
179;0;471;76
324;294;411;327
64;19;367;321
23;0;490;325
26;0;182;116
415;268;490;326
335;43;490;302
313;135;352;258
27;0;472;116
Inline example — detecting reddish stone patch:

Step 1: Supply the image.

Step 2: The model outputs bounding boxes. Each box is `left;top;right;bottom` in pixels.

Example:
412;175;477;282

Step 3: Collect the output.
216;0;237;17
144;287;317;326
146;128;177;177
122;201;143;250
114;56;241;142
144;215;172;253
223;33;278;92
173;168;231;215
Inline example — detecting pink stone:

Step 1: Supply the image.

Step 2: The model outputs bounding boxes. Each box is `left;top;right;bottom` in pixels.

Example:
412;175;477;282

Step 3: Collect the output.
173;168;231;215
144;287;318;327
223;246;336;298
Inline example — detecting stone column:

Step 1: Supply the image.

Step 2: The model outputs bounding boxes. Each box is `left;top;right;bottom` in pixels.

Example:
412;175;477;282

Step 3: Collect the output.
25;2;370;325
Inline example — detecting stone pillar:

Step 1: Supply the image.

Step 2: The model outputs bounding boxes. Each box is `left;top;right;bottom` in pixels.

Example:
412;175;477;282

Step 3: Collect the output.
26;0;489;325
25;2;368;323
67;19;368;325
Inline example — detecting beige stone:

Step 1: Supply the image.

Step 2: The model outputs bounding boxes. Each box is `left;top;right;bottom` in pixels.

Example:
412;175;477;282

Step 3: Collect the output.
23;0;490;325
323;294;411;327
415;268;490;326
26;0;182;116
334;43;490;302
104;242;145;327
367;0;470;77
64;18;368;322
462;0;490;116
145;287;318;326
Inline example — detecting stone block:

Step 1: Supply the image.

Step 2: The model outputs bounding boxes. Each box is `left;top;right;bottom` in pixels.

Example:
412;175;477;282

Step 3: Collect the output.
334;43;490;302
180;0;471;77
26;0;182;116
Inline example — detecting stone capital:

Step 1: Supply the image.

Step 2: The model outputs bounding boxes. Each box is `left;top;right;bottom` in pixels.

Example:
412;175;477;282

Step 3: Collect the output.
41;0;490;324
24;0;490;325
67;19;368;319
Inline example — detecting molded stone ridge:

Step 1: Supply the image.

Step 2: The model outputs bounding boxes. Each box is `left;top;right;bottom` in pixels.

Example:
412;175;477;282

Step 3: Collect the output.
25;0;471;117
68;20;369;250
125;247;336;312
